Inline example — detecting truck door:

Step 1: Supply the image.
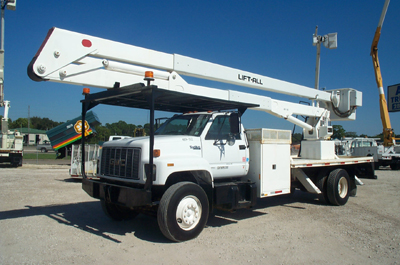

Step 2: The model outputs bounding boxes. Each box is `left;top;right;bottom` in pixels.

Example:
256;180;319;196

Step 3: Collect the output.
202;114;248;178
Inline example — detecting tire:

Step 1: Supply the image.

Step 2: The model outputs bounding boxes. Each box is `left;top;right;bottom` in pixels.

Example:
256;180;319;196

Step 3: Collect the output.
157;182;209;242
390;163;399;170
315;172;329;204
41;148;47;153
101;200;138;221
326;169;350;206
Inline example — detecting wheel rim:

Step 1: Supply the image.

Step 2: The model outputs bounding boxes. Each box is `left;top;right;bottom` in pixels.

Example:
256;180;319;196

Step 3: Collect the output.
338;176;348;198
176;195;202;231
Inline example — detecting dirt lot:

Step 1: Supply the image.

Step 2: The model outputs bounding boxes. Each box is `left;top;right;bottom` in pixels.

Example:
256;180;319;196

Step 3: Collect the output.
1;164;400;265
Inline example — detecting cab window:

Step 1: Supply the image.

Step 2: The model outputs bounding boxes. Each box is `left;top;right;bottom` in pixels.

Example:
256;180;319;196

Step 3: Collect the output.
205;115;240;140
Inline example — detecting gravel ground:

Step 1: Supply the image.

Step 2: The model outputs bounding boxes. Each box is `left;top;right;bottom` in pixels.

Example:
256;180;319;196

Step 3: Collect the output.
1;164;399;265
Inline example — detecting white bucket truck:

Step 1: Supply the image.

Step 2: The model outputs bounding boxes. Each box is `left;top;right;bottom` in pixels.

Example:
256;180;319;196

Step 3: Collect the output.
28;28;374;241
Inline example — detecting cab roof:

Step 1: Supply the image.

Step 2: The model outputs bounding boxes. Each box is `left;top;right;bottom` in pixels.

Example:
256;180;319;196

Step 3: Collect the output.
81;83;259;113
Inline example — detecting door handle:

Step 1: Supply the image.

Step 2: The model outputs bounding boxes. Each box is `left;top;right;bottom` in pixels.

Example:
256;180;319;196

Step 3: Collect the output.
239;145;246;150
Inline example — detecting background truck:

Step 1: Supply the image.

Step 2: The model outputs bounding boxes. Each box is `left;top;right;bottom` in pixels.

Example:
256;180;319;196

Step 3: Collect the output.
28;27;374;242
336;137;400;170
0;1;21;167
0;101;23;167
369;0;400;165
36;140;53;153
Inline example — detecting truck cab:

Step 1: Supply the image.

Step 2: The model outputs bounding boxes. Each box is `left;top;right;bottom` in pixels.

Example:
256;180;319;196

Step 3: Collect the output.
99;112;249;186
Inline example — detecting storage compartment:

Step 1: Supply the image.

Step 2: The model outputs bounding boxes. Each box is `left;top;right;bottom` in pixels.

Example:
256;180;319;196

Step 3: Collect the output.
246;129;291;198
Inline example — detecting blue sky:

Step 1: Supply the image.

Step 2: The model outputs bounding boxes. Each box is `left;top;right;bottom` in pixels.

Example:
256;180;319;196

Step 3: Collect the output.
2;0;399;135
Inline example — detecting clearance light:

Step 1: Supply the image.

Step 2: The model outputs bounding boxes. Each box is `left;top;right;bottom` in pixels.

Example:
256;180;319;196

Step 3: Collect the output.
153;149;161;157
167;163;174;167
82;88;90;95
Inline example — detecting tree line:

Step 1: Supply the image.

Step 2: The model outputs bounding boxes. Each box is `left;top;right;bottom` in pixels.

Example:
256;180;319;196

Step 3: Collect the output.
4;116;63;131
0;115;151;144
88;121;152;144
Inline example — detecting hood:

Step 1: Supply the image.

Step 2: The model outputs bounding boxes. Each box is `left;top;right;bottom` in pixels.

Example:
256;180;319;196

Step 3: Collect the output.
102;135;200;148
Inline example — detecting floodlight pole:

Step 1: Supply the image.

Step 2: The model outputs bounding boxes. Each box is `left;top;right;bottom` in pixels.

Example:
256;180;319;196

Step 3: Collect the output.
313;26;337;108
313;26;322;107
314;26;321;92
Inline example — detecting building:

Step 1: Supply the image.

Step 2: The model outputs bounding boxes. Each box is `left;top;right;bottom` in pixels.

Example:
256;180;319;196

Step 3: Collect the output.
16;128;50;146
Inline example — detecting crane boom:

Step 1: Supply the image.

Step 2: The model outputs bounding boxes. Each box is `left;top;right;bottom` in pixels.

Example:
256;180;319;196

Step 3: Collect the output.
371;0;399;146
28;27;362;140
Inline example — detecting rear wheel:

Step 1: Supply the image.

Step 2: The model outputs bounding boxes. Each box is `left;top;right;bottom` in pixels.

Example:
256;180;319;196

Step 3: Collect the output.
158;182;209;242
390;163;399;170
327;169;350;206
101;200;138;221
315;171;329;204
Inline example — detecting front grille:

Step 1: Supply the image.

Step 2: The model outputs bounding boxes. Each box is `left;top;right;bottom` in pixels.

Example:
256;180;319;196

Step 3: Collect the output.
100;147;140;179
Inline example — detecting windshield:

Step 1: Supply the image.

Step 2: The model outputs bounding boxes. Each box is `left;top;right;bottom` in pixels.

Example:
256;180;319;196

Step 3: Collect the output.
155;114;211;136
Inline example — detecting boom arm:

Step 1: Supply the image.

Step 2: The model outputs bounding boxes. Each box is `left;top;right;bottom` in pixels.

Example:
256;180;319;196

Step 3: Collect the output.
370;0;399;146
28;27;362;140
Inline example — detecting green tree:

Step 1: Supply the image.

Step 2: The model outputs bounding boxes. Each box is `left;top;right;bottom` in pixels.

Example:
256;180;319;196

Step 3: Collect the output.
10;118;28;129
344;131;357;138
332;125;346;140
87;124;111;144
30;116;62;130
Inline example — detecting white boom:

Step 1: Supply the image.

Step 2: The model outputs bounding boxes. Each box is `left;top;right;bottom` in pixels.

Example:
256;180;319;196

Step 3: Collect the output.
28;27;362;140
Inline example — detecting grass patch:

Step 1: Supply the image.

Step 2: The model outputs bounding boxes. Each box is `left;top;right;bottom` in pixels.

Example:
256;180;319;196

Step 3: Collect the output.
24;153;70;160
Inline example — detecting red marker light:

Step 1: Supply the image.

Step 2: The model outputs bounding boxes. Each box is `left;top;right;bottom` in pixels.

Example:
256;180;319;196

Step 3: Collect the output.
82;39;92;47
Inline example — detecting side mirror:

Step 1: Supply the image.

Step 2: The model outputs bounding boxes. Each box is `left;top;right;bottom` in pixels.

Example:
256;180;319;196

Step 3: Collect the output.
229;113;240;134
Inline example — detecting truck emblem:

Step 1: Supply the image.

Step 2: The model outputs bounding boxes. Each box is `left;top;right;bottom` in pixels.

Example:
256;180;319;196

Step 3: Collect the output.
110;159;125;166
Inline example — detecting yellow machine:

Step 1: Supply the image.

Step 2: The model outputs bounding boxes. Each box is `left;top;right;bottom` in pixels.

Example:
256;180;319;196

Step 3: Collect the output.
371;0;400;146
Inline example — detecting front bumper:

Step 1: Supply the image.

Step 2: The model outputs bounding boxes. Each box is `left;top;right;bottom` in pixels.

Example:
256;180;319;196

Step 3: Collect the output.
82;178;152;208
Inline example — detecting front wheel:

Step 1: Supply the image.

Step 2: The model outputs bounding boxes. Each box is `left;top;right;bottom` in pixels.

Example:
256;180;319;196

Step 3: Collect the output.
327;169;350;206
158;182;209;242
41;148;47;153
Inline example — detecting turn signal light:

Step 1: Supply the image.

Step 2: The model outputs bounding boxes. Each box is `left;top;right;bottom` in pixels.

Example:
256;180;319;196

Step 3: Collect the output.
153;149;161;157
